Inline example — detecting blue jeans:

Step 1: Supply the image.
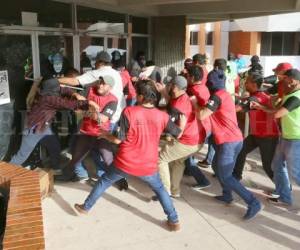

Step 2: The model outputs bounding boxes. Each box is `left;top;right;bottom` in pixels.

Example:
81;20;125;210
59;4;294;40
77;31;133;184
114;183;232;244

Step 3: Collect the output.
212;142;256;205
205;135;215;164
75;149;107;178
272;138;300;204
185;157;210;185
83;165;178;223
10;126;53;166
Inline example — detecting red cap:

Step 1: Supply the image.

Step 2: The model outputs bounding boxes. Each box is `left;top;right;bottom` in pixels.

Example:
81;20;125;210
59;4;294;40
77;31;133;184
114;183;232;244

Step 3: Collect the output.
273;63;292;73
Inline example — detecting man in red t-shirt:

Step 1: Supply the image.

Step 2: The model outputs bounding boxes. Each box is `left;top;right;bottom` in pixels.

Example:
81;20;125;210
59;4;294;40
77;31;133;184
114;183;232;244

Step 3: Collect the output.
74;80;181;231
234;73;280;181
192;53;208;85
112;53;137;106
57;75;118;181
184;65;211;190
266;62;292;100
197;69;262;220
158;76;205;197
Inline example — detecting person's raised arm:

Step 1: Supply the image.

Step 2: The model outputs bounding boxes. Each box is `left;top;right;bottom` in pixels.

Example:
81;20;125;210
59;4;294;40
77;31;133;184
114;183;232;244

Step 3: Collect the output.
58;77;79;86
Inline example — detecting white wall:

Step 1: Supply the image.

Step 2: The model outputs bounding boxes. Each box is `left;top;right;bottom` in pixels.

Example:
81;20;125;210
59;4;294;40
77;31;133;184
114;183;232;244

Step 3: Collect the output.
220;21;230;59
260;56;300;76
231;12;300;32
189;45;199;58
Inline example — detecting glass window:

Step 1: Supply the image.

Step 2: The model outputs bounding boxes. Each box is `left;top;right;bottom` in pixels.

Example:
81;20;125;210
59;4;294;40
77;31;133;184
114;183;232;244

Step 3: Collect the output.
0;0;72;28
190;32;198;45
80;36;104;71
206;31;213;46
271;32;283;55
107;37;127;64
283;32;296;55
261;32;300;56
77;5;125;30
132;37;148;61
131;16;148;34
39;36;73;77
0;34;33;159
261;32;271;56
0;35;32;100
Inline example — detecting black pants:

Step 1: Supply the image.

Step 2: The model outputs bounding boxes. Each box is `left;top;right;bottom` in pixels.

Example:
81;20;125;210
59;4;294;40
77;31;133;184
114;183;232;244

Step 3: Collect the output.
64;134;116;177
233;135;279;181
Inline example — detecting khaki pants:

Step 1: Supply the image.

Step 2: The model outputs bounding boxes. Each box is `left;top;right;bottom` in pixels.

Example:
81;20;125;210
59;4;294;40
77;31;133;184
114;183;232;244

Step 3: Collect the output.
159;140;203;195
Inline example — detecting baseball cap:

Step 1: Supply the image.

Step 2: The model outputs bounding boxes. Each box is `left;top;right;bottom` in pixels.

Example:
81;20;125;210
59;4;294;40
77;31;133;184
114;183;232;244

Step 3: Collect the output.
273;62;292;73
173;76;187;90
284;69;300;81
40;78;60;96
99;75;115;87
95;51;112;63
206;69;226;91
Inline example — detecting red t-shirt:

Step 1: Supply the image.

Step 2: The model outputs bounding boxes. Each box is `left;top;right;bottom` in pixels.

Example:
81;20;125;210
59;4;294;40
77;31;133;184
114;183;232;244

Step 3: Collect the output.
187;82;212;137
207;89;243;145
80;87;117;137
187;83;210;107
277;80;284;99
114;106;171;176
202;66;208;86
249;91;280;137
169;93;205;145
120;69;136;99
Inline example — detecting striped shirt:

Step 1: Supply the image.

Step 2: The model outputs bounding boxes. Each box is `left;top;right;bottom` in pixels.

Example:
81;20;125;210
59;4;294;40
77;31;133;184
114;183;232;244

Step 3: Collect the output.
27;87;89;132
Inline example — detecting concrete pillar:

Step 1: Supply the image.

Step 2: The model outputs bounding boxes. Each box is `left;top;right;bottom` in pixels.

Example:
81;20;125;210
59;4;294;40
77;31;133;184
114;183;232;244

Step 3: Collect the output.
185;24;190;58
213;22;221;59
199;24;206;54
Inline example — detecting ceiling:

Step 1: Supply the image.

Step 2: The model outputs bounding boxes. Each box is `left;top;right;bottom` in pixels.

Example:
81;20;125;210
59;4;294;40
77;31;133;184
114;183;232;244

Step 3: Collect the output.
57;0;300;23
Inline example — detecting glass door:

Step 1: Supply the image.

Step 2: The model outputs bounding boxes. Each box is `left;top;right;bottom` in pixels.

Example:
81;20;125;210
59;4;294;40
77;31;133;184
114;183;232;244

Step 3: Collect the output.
38;34;74;149
79;36;104;72
0;33;33;159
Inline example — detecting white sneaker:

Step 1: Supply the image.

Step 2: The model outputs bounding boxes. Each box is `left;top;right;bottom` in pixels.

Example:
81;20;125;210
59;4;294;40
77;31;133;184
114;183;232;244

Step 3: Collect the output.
52;169;63;175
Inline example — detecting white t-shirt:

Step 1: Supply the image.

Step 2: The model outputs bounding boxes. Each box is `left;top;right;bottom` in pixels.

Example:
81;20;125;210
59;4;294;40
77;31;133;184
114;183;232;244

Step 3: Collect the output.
76;66;126;123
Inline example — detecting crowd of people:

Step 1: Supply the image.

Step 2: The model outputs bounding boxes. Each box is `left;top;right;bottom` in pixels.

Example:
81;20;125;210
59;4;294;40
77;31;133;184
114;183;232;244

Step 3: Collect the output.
8;50;300;232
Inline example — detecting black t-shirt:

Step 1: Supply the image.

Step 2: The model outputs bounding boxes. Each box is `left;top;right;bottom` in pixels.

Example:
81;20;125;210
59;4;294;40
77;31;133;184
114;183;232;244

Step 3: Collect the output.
283;96;300;112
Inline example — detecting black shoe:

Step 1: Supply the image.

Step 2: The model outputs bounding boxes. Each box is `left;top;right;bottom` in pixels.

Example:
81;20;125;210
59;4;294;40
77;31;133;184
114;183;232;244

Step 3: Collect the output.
54;173;76;182
214;195;233;205
197;160;211;168
116;178;129;191
71;176;89;183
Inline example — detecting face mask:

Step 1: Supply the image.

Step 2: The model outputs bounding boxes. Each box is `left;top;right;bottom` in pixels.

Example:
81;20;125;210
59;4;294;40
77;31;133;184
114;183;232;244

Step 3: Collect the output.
52;53;63;74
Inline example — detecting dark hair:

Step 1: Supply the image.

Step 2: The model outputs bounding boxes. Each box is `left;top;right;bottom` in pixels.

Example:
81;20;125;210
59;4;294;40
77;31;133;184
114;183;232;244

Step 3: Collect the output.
135;51;145;61
65;68;80;77
146;60;155;67
248;72;264;88
228;53;236;61
187;65;204;82
113;59;126;69
214;58;227;71
249;64;263;75
135;79;160;106
192;53;206;65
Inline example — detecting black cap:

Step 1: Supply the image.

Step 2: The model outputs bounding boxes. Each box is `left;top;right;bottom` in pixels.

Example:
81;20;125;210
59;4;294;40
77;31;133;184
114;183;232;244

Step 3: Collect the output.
40;78;60;96
285;69;300;81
